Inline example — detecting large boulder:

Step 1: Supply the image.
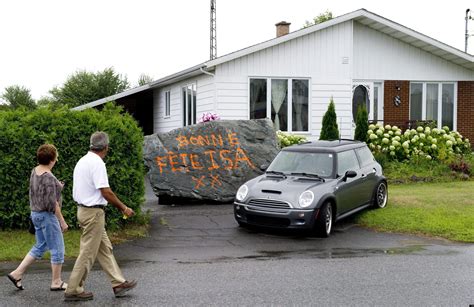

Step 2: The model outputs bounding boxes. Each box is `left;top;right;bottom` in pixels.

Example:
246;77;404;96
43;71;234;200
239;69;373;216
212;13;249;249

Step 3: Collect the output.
143;119;279;203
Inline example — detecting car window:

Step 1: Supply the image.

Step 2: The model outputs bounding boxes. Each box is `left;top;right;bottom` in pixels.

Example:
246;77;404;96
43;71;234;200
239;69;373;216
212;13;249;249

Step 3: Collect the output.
267;151;334;177
337;150;360;176
355;146;375;167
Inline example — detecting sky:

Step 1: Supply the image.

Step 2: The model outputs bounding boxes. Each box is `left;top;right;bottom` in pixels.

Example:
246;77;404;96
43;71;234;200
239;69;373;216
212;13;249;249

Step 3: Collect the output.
0;0;473;102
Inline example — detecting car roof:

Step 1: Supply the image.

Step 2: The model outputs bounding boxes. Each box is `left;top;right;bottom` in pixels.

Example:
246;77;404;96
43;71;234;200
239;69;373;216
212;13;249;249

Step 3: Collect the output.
282;140;366;153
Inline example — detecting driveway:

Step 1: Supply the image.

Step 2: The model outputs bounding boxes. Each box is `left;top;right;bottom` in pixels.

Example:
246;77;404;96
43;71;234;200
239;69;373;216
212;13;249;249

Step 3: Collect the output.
1;181;474;306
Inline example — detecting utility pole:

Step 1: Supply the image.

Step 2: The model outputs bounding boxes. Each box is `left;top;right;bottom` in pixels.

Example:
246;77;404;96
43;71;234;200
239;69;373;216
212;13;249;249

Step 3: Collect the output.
465;9;471;53
210;0;217;60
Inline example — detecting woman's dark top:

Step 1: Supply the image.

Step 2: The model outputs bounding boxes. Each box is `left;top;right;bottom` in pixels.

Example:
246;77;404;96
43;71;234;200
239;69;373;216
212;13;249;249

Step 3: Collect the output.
29;169;62;212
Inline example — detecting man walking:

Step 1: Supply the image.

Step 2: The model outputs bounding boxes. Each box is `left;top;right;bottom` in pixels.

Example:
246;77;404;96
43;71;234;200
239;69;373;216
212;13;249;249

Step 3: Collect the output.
64;131;137;301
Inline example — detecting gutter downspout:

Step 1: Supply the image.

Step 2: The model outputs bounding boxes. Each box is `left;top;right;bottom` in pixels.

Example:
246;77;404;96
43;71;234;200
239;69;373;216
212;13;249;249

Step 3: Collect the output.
200;66;215;76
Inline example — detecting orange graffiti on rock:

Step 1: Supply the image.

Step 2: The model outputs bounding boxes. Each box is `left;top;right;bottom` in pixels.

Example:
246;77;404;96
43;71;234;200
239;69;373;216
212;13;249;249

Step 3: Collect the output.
210;174;222;189
192;175;206;190
155;131;256;176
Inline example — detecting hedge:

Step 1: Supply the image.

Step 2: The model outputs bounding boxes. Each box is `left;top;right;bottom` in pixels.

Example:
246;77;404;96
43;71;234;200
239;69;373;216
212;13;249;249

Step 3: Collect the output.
0;104;145;230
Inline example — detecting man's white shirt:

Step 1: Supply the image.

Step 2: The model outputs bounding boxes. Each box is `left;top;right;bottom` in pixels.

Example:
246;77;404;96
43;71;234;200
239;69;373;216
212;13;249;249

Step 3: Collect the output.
73;151;110;206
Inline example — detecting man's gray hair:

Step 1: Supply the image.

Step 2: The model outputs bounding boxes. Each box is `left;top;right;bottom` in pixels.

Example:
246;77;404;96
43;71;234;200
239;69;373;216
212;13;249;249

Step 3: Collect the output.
90;131;109;151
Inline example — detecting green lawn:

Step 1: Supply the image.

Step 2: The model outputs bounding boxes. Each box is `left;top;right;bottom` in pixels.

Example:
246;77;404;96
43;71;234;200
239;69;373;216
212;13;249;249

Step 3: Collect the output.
0;224;148;261
356;181;474;242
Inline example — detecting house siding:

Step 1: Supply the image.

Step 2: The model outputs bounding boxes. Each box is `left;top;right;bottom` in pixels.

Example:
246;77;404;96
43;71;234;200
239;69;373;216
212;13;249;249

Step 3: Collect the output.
353;22;474;81
383;80;410;127
153;74;215;133
214;21;354;138
457;81;474;142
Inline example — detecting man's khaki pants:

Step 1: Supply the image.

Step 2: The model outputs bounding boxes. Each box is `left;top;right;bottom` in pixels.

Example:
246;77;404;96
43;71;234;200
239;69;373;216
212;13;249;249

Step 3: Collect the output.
65;206;125;295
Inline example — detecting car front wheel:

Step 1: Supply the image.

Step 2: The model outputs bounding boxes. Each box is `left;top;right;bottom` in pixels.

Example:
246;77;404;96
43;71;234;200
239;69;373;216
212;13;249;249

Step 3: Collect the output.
373;181;388;209
314;202;333;238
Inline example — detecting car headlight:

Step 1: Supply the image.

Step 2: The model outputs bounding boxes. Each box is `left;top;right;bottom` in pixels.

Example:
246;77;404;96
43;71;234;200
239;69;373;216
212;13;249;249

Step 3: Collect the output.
236;184;249;201
298;191;314;208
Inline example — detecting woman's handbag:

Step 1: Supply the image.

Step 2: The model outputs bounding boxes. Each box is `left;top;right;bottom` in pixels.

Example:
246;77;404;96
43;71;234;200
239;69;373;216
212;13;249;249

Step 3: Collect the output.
28;217;35;235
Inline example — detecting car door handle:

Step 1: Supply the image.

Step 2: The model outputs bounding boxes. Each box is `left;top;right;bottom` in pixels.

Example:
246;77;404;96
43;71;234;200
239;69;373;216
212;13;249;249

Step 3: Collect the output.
361;174;366;177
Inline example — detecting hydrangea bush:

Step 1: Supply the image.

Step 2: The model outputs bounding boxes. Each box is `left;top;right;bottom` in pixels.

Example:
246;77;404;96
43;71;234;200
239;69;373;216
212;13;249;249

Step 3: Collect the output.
276;131;308;148
198;112;220;123
367;123;471;162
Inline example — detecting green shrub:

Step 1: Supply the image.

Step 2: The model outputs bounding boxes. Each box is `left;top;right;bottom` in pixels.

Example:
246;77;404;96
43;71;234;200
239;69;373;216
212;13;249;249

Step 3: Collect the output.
319;98;339;140
0;104;145;230
354;104;368;142
276;131;308;148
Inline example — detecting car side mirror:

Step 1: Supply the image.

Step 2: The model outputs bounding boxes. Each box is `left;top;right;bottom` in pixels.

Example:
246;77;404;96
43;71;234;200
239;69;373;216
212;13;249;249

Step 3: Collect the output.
341;170;357;182
260;164;269;171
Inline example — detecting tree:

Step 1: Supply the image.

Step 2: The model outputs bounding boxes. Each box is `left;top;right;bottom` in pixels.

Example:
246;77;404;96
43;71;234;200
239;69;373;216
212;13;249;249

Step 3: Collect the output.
50;67;129;108
354;104;369;142
0;85;36;110
319;98;339;140
138;74;153;86
304;10;333;28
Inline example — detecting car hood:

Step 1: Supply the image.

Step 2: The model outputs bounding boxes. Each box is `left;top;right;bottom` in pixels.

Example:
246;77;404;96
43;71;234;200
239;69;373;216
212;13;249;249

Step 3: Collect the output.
242;174;334;208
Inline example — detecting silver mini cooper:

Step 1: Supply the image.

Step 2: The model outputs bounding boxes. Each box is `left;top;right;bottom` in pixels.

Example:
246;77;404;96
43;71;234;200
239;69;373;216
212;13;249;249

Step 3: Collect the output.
234;140;388;237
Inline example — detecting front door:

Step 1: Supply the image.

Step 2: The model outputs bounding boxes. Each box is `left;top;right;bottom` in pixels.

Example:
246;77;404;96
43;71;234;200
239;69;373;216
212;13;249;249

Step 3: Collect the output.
351;82;384;137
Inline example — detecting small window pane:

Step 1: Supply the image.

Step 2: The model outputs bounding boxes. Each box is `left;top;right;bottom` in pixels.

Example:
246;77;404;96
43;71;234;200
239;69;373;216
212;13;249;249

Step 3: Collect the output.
356;146;375;167
271;79;288;131
442;84;454;130
165;91;170;117
410;83;423;120
426;84;438;122
249;79;267;119
182;88;187;125
337;150;360;176
374;86;378;121
292;79;308;131
192;84;197;124
187;86;192;126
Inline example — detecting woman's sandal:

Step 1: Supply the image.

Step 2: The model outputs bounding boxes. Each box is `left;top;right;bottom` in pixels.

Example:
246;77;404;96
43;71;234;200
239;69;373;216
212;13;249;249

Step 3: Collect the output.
50;281;67;291
7;273;24;290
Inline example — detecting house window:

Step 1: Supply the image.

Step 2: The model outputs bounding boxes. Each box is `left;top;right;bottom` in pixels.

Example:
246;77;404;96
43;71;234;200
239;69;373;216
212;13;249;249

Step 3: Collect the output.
249;78;309;132
409;82;456;130
182;84;196;126
164;91;171;118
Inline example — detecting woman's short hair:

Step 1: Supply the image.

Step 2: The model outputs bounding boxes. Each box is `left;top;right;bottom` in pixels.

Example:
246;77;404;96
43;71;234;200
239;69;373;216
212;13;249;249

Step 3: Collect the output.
37;144;57;165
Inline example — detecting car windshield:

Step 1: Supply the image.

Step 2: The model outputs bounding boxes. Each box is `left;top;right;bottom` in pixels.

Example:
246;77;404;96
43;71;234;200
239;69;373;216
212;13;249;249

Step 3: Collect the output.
267;151;334;178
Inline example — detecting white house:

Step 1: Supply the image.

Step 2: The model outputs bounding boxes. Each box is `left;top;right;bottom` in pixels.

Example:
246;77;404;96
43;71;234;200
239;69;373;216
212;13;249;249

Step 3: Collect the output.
74;8;474;142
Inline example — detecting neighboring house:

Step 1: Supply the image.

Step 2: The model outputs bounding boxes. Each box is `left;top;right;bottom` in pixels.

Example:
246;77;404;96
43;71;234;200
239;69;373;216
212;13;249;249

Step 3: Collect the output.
73;8;474;142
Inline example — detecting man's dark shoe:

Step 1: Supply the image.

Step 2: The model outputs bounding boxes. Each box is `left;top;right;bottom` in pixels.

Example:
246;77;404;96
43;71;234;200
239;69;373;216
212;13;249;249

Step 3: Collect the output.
113;280;137;297
64;291;93;301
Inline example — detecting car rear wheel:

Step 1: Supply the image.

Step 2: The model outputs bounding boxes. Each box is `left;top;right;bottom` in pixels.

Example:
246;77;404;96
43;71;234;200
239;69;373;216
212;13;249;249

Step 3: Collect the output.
314;202;332;238
373;181;388;209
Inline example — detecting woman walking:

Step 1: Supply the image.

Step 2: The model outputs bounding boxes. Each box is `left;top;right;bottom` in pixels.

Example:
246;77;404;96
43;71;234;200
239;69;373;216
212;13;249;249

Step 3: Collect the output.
7;144;69;291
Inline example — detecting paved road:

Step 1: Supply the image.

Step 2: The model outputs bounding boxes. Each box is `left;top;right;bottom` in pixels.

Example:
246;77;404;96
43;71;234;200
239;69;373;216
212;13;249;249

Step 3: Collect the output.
1;183;474;306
